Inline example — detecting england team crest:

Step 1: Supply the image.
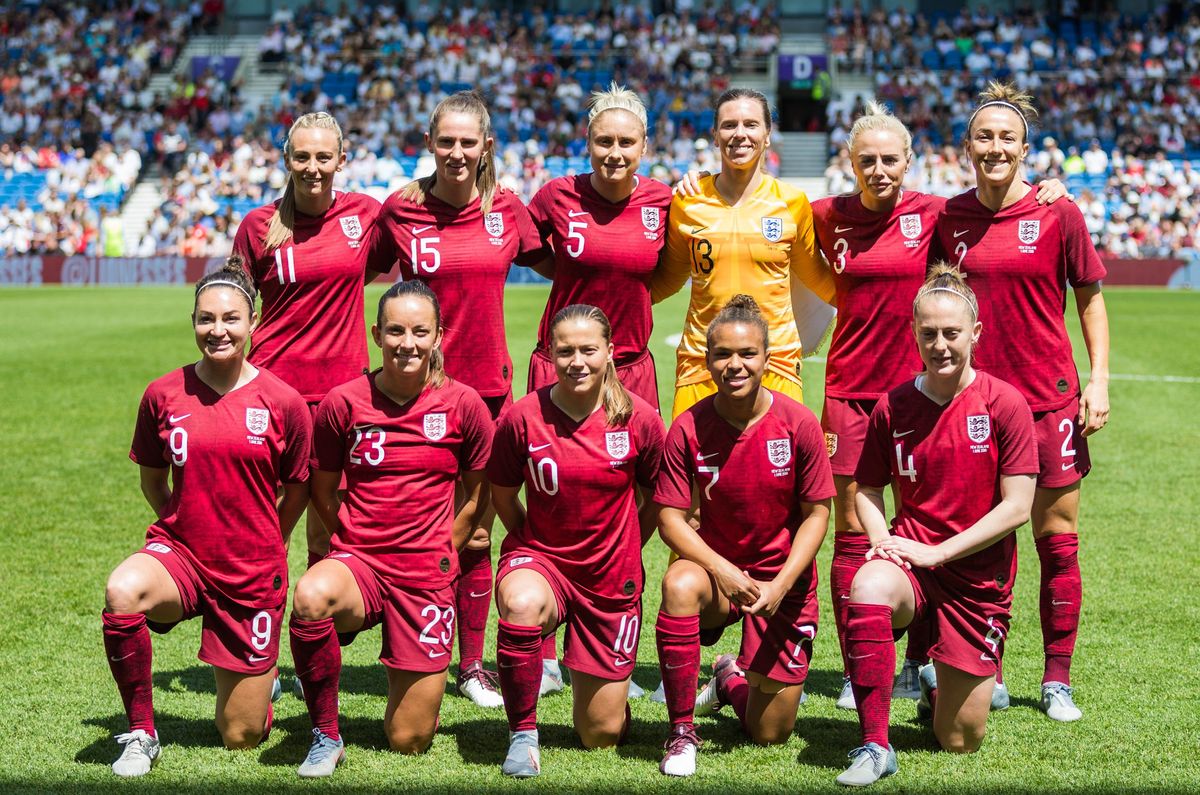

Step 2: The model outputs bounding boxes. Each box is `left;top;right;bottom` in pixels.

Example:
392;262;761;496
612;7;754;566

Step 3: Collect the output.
899;213;922;240
423;413;447;441
339;215;363;240
245;407;270;435
1018;220;1040;244
766;438;792;467
641;207;661;231
606;430;630;459
761;216;784;243
484;212;505;237
966;414;991;443
824;432;838;458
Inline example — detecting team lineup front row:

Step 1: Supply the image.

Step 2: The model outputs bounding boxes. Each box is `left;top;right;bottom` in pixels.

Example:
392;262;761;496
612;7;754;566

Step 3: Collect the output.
101;80;1109;787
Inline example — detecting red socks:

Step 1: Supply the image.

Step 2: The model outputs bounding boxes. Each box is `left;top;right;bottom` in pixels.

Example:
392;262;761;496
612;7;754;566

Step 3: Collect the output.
846;602;895;748
455;546;493;668
289;616;342;740
497;620;543;732
655;612;700;729
541;632;557;662
103;612;155;734
831;533;872;675
1037;533;1081;685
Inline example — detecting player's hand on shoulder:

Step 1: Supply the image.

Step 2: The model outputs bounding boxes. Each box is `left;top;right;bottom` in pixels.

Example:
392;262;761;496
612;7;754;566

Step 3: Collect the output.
1033;178;1074;205
673;170;710;197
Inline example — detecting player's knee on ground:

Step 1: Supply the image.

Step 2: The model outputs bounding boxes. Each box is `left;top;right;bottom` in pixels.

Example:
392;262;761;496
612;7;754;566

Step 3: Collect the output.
387;725;435;755
934;720;985;754
576;715;624;749
748;720;794;746
217;718;265;750
660;562;708;613
291;573;338;621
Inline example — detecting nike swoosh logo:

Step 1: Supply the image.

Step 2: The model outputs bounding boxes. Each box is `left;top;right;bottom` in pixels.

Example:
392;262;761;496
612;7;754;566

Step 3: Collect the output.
499;662;526;668
979;653;994;661
692;225;709;235
528;442;552;452
892;429;915;438
248;654;270;663
834;225;853;233
664;663;687;670
1061;463;1076;471
109;653;135;662
1051;600;1072;606
169;413;191;423
412;225;433;234
613;658;632;667
568;210;589;217
468;591;491;599
787;660;805;669
428;650;447;658
953;229;970;238
849;653;874;660
695;451;719;461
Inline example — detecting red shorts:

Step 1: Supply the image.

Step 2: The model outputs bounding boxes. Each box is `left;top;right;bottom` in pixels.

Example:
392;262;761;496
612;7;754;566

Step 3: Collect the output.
820;396;878;477
139;542;283;675
699;573;820;686
899;563;1009;678
497;549;642;681
328;552;456;672
528;348;660;413
1033;398;1091;488
481;391;514;423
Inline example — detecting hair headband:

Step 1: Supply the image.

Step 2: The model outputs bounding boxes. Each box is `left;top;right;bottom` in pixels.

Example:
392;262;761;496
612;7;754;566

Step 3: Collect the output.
915;285;978;317
968;100;1029;136
197;279;255;308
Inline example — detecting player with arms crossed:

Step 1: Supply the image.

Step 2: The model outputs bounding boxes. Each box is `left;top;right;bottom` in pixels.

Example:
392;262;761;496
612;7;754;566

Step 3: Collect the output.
487;304;665;778
837;265;1037;787
813;102;1069;710
652;88;836;420
934;82;1109;722
381;91;541;708
287;281;492;777
103;259;312;777
232;112;395;575
523;83;672;695
653;295;834;777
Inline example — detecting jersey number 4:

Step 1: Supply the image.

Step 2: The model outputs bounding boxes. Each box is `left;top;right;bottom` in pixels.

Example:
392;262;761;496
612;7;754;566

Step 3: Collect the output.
895;442;917;482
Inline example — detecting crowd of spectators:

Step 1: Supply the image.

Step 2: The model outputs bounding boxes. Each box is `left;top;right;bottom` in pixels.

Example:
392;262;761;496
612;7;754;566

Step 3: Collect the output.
825;2;1200;259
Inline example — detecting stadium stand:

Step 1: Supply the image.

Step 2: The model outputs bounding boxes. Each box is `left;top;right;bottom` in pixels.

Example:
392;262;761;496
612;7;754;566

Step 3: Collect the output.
824;3;1200;256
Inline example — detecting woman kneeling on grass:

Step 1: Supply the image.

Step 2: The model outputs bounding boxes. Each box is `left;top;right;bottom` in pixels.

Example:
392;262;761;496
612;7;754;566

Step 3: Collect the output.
103;257;312;777
288;280;493;777
653;294;834;777
836;264;1037;787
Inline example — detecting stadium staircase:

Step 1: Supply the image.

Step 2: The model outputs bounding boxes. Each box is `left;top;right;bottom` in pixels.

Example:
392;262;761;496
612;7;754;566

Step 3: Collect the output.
122;34;285;247
775;31;828;199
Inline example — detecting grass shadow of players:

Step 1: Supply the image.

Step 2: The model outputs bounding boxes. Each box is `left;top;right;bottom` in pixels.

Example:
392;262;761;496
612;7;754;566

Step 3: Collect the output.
76;712;228;766
793;715;934;769
152;665;217;695
802;667;851;701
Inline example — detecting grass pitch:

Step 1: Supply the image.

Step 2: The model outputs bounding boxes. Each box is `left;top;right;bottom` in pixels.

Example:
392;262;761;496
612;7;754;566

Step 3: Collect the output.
0;285;1197;793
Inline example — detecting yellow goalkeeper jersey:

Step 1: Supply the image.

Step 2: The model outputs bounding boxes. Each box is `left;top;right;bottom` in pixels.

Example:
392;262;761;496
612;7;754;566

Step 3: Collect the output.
651;174;836;388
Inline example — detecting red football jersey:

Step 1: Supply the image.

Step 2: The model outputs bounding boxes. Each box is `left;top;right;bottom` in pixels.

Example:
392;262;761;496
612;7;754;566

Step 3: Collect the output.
654;392;836;579
380;190;543;397
812;191;942;398
232;191;395;402
312;375;493;588
129;365;312;607
526;175;672;364
932;188;1106;411
487;387;666;601
855;371;1037;587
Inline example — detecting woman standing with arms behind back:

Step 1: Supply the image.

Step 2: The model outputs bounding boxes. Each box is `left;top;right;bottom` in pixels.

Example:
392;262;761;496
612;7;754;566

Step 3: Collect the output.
232;112;395;572
933;82;1109;723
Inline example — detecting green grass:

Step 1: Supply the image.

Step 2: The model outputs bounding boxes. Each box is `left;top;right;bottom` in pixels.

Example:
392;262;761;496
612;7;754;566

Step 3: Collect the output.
0;286;1197;793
